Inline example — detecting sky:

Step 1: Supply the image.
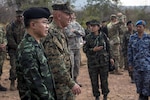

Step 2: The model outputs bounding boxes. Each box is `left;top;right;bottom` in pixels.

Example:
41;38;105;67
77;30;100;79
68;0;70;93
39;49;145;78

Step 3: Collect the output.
74;0;150;10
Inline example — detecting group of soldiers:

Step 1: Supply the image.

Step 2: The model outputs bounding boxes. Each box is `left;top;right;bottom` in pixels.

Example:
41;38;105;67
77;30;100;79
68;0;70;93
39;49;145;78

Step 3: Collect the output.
0;1;82;100
0;1;150;100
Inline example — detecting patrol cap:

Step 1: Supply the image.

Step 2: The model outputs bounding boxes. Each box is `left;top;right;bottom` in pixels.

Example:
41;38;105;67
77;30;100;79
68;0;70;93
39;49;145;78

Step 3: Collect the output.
110;14;117;18
135;20;146;26
16;10;23;16
90;20;100;26
52;1;73;14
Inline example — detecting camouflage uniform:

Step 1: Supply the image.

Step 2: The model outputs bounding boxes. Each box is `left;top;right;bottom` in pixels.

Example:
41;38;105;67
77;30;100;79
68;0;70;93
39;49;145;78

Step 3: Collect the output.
107;21;121;73
128;32;150;96
65;20;85;82
118;14;127;70
122;29;136;81
6;21;25;81
83;31;113;97
16;34;56;100
0;26;7;77
43;22;76;100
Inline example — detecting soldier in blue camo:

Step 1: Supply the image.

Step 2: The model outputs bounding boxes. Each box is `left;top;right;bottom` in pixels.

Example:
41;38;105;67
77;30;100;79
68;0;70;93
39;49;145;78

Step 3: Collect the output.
6;10;25;90
43;1;81;100
16;7;56;100
83;20;114;100
0;25;7;91
128;20;150;100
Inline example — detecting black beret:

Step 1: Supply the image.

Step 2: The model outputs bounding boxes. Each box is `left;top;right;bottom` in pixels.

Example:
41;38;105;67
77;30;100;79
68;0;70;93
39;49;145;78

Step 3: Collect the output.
90;20;100;26
52;1;73;14
23;7;51;20
126;21;132;26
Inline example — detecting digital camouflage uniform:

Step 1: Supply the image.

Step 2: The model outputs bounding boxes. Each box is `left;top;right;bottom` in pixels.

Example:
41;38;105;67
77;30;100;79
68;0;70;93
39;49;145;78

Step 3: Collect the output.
16;34;56;100
128;32;150;96
0;26;7;77
107;21;121;72
83;31;113;97
43;22;76;100
65;20;85;82
6;21;25;81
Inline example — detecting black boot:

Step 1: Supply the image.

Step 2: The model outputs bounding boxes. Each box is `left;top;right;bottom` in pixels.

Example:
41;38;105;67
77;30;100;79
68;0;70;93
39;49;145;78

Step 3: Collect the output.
0;84;7;91
95;96;99;100
103;94;107;100
130;72;135;83
139;94;148;100
10;80;15;91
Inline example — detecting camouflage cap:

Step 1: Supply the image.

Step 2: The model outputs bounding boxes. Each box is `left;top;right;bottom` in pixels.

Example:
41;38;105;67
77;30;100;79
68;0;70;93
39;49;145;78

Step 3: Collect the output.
16;10;23;16
52;1;73;14
90;19;100;26
110;14;117;17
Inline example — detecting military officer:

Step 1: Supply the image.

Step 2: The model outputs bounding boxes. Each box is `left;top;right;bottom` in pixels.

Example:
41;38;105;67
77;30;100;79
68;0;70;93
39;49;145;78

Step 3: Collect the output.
43;1;81;100
6;10;26;90
16;7;57;100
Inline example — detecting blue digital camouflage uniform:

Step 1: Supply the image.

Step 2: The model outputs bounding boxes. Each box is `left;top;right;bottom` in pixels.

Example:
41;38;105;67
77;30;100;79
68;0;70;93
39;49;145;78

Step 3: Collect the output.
43;21;76;100
128;32;150;96
83;31;113;97
6;21;25;81
65;20;85;82
0;26;7;77
16;33;56;100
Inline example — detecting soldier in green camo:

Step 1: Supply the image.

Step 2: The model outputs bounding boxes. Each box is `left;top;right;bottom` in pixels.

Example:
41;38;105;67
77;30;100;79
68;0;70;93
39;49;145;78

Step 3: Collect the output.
6;10;25;90
43;1;81;100
16;7;57;100
0;25;7;91
83;20;114;100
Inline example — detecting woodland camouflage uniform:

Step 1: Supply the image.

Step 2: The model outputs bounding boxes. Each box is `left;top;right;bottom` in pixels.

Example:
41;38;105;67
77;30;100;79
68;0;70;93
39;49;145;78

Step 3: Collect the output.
43;22;76;100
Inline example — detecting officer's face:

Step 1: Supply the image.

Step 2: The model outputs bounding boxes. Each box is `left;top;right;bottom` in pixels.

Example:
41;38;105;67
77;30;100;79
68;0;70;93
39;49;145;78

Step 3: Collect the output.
91;25;100;33
31;18;49;38
136;25;145;34
127;23;134;31
16;15;24;23
59;11;71;28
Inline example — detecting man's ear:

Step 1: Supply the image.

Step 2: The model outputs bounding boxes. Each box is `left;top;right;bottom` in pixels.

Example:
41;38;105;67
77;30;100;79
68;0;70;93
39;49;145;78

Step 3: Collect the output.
30;21;36;29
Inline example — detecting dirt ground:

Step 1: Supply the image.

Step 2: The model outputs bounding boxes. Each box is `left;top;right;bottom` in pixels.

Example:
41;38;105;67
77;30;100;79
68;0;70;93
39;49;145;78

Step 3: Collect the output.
0;51;149;100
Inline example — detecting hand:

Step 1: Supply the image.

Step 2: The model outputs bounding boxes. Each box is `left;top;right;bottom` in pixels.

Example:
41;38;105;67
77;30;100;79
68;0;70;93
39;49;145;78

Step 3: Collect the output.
128;66;133;71
0;44;6;48
110;58;114;65
72;83;81;95
93;46;103;52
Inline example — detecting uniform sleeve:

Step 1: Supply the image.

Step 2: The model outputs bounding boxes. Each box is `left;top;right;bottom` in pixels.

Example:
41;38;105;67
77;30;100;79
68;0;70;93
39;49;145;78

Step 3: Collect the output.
6;24;17;49
20;49;54;100
43;35;75;89
103;33;113;59
1;27;7;45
